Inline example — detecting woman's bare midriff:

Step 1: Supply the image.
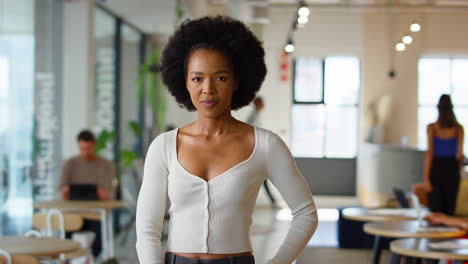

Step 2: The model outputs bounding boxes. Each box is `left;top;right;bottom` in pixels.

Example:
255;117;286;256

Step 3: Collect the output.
167;251;253;259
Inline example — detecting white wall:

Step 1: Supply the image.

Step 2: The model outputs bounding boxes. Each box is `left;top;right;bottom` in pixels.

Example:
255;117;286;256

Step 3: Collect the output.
260;6;468;148
362;10;468;147
262;7;468;198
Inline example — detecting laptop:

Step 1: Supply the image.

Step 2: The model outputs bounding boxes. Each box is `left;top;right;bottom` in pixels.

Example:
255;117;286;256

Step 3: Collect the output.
69;184;98;200
393;188;410;208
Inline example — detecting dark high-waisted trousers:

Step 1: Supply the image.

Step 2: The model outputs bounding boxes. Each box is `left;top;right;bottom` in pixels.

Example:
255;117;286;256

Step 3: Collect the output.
428;157;460;216
165;253;255;264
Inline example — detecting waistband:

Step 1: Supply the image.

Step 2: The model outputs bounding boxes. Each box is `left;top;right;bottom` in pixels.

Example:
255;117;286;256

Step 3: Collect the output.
432;156;458;161
165;253;255;264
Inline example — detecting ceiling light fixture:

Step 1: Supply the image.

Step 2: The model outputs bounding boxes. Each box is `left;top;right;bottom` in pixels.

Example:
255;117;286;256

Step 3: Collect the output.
298;15;308;24
395;42;406;52
298;6;310;17
402;35;413;44
285;38;295;53
410;22;421;32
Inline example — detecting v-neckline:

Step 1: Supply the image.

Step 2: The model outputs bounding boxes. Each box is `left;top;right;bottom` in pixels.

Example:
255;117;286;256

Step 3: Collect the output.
174;126;258;184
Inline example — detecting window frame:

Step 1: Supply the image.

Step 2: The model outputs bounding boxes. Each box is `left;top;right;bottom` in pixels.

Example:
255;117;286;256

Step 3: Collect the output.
291;56;361;159
292;58;325;104
418;56;468;153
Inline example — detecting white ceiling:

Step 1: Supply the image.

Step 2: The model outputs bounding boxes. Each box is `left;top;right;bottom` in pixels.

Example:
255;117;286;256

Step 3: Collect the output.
270;0;468;4
1;0;466;38
99;0;468;35
99;0;176;35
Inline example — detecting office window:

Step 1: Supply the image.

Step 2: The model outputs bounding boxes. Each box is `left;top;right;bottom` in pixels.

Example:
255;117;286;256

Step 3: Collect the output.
418;57;468;154
0;57;8;136
293;58;323;103
292;56;360;158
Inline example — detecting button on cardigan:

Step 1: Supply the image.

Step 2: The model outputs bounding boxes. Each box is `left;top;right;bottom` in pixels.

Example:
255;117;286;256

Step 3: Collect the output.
136;127;318;264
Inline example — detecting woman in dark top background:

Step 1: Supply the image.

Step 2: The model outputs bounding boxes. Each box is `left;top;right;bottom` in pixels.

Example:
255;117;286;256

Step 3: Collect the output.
423;94;465;215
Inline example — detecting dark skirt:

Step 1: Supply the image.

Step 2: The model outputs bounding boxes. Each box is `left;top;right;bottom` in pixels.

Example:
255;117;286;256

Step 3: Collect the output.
165;252;255;264
428;157;460;215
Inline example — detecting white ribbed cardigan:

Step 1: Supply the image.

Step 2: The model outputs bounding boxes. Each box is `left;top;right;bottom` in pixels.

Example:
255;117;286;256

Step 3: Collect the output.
136;127;318;264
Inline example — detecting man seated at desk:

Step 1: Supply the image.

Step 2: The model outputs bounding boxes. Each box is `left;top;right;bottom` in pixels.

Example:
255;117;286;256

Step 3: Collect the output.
59;130;115;200
58;129;115;257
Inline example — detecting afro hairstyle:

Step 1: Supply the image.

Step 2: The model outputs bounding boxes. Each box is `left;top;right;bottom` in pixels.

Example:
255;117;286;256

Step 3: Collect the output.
160;16;267;111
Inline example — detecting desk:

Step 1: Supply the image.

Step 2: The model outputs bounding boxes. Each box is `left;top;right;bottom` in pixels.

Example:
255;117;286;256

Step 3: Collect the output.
34;200;124;260
391;238;468;263
364;220;466;264
0;236;80;258
342;207;421;222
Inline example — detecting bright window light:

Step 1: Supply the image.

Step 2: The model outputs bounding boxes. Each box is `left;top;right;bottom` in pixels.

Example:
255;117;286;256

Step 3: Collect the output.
292;56;360;158
318;208;339;222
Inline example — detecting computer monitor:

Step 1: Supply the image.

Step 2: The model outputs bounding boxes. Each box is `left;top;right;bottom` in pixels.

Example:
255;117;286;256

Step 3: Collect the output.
69;184;98;200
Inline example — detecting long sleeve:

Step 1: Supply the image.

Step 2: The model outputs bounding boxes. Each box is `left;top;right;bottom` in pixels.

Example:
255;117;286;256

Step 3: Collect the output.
58;159;72;190
136;134;169;264
98;160;115;194
265;132;318;264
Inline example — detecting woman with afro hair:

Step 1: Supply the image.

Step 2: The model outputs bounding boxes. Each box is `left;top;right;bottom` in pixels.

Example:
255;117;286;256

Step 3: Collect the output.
136;16;318;264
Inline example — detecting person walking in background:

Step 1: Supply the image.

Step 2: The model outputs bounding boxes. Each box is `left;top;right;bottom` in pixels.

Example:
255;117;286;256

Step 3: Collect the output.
247;96;279;208
136;16;318;264
246;97;264;126
423;94;464;215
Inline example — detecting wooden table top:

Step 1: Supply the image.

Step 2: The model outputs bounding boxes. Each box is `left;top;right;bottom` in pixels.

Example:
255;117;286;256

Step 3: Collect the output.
391;238;468;260
0;237;80;257
364;220;466;238
34;200;125;210
342;207;421;222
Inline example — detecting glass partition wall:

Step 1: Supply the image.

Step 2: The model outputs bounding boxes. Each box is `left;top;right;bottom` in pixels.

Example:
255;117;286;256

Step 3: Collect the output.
94;6;152;237
1;0;64;235
0;0;35;235
0;2;151;236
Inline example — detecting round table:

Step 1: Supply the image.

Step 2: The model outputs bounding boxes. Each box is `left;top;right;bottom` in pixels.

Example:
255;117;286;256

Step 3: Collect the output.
364;220;466;264
34;200;125;261
34;200;125;210
364;220;466;239
342;207;421;222
391;238;468;262
0;237;80;257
